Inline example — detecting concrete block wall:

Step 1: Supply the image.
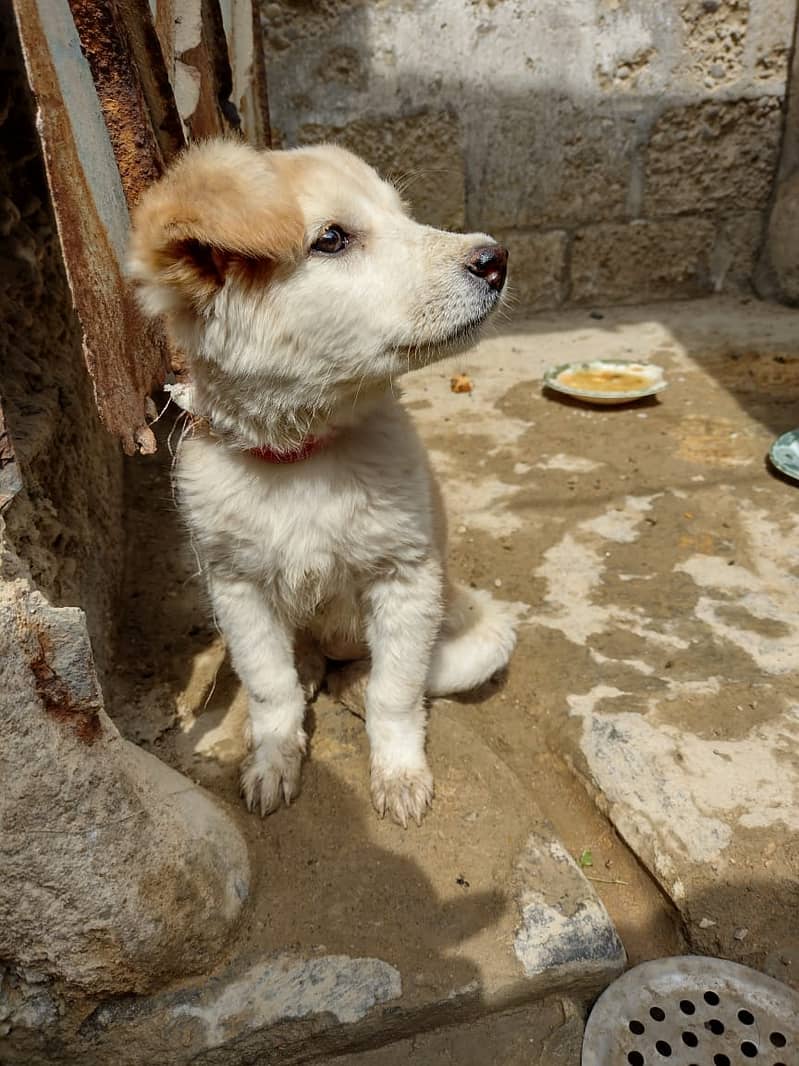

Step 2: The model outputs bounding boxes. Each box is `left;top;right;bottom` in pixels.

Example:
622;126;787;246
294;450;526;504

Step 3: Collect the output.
757;9;799;300
260;0;795;311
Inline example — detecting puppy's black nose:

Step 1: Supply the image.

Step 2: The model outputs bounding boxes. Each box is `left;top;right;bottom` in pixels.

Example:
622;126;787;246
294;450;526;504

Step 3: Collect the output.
466;244;508;291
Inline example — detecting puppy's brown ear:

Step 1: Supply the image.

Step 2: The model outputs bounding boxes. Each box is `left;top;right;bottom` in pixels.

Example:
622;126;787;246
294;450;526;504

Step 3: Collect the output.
128;140;303;316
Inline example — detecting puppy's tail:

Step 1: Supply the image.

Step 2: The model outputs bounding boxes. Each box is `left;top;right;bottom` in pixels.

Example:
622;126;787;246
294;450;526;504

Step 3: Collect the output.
427;585;518;697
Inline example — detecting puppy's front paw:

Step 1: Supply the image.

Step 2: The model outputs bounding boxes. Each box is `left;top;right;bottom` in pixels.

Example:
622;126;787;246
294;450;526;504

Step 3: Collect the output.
371;761;434;828
240;731;306;816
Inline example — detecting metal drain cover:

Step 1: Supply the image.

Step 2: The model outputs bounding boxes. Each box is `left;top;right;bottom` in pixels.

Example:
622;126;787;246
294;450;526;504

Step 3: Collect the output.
582;955;799;1066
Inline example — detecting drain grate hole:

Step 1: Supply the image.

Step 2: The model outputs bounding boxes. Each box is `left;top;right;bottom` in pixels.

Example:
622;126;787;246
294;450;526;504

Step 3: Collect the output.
629;1020;646;1035
680;999;696;1015
655;1040;672;1057
770;1033;787;1048
740;1042;758;1058
713;1055;730;1066
650;1007;666;1022
706;1019;725;1035
738;1009;755;1025
627;1052;645;1066
682;1032;699;1048
704;990;721;1006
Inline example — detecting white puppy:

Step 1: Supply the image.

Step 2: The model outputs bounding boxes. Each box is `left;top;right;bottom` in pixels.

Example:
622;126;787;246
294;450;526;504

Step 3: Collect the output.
129;140;517;826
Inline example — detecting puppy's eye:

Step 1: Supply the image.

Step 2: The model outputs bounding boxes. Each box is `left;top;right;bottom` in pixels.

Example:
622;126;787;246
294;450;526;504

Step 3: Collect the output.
311;225;349;255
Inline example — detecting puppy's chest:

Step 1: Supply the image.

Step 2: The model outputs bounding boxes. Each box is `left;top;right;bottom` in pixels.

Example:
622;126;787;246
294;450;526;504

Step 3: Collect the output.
183;452;433;590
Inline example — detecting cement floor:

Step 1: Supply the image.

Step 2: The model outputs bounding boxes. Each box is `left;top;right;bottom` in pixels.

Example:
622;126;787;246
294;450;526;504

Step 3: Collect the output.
402;294;799;986
112;294;799;1061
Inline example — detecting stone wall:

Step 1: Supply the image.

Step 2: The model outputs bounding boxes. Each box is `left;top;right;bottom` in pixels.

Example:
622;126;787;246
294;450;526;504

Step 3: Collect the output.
756;11;799;300
260;0;795;311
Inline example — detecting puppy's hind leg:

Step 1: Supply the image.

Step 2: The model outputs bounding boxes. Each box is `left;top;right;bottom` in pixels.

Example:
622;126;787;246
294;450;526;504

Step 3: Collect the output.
210;576;307;815
326;658;369;719
426;585;518;698
295;630;327;702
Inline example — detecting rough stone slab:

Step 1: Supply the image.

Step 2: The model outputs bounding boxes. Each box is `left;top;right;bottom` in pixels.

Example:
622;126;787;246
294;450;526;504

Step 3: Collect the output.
570;218;716;304
8;693;624;1064
644;98;783;217
174;955;401;1033
0;561;250;999
16;836;606;1065
513;837;626;990
74;954;404;1064
28;982;586;1066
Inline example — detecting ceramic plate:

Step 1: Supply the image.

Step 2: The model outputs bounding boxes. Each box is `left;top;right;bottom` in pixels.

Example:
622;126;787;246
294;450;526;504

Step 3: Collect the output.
769;428;799;481
543;359;667;405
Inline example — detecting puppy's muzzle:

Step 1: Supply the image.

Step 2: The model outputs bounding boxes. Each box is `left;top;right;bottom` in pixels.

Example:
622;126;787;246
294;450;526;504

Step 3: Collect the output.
466;244;509;292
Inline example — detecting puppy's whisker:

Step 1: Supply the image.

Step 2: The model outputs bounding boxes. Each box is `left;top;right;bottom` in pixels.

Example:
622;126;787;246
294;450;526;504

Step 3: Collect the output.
388;164;464;196
352;370;370;410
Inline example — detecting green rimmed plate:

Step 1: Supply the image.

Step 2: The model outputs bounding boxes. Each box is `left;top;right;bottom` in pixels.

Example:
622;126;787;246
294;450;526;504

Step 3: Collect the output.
543;359;667;405
769;428;799;482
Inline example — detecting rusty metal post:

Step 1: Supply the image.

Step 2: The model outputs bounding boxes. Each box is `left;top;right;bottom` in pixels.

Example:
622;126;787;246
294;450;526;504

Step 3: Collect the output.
12;0;171;453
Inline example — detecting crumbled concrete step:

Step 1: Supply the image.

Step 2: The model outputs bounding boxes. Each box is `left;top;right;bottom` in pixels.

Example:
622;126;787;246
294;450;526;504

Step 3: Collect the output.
9;701;623;1065
323;999;585;1066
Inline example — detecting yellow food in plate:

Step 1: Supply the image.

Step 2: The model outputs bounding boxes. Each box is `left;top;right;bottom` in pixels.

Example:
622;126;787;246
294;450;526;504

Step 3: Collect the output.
558;367;652;393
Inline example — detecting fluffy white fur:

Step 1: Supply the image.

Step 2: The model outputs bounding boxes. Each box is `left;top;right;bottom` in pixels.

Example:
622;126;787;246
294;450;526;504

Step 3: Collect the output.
129;140;517;826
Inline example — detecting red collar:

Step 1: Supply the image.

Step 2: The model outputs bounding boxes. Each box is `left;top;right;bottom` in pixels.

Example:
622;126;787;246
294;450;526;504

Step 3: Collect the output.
247;433;334;464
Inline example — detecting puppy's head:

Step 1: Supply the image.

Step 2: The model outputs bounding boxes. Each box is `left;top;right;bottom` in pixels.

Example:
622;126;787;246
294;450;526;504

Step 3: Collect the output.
129;139;507;392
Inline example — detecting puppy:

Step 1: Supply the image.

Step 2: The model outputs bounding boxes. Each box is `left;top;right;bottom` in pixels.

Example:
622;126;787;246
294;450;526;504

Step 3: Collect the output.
129;140;517;826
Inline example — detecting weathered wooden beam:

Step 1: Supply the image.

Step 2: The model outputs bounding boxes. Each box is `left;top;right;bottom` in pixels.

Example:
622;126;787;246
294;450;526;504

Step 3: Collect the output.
151;0;242;139
11;0;171;453
219;0;272;147
10;0;270;452
69;0;185;194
